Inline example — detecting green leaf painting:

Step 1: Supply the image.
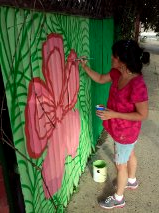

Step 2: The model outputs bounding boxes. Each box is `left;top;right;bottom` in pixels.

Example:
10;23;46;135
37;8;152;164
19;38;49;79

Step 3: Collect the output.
0;6;113;212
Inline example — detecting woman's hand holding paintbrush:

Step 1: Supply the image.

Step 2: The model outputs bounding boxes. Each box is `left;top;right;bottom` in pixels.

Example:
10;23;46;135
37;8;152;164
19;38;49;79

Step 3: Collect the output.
76;56;94;69
78;57;106;83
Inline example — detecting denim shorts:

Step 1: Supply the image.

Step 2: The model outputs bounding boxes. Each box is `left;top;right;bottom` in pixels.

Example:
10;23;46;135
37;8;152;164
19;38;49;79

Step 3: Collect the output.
114;141;137;165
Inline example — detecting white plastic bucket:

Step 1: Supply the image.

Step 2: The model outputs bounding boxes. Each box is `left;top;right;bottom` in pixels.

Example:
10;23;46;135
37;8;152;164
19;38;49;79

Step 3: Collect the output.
93;160;107;183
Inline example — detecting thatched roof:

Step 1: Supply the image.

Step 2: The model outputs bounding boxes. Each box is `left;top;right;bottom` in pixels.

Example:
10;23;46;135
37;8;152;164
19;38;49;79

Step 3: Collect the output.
0;0;114;19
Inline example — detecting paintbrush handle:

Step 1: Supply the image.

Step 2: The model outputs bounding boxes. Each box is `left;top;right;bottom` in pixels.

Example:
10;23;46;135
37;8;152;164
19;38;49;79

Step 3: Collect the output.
75;58;94;61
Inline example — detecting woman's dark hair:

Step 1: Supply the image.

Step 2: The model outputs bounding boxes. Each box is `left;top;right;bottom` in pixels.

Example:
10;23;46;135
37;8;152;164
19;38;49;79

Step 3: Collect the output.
112;40;150;74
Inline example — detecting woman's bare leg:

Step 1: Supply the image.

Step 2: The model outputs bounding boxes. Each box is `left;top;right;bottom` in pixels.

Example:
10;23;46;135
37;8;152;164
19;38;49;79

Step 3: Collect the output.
127;150;137;178
116;163;128;196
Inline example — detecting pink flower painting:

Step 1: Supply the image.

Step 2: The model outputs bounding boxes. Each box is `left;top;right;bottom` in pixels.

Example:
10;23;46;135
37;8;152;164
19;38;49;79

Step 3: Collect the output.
25;33;81;198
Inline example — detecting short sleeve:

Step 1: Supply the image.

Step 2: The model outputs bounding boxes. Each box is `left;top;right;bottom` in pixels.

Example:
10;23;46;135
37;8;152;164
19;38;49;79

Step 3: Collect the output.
110;68;120;81
130;77;148;103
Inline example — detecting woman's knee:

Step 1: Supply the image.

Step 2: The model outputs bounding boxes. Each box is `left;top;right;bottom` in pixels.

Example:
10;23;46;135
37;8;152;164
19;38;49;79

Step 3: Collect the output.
129;149;136;161
116;163;127;171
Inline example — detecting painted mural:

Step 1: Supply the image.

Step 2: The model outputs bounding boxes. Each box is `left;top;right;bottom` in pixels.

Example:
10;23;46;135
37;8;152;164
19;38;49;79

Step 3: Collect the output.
0;6;113;213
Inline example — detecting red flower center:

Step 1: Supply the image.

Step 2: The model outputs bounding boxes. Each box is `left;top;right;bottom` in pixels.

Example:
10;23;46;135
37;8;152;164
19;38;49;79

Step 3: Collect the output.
56;105;63;122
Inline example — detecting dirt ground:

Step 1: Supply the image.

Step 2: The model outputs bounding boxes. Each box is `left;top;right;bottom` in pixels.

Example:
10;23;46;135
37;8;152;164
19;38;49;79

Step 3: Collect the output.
66;44;159;213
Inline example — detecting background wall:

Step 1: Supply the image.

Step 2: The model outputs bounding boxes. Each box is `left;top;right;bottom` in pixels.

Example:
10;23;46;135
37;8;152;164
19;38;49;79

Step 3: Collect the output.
0;6;113;212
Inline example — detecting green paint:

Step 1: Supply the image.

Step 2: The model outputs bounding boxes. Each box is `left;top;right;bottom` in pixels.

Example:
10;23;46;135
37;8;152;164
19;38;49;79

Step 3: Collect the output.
89;18;114;146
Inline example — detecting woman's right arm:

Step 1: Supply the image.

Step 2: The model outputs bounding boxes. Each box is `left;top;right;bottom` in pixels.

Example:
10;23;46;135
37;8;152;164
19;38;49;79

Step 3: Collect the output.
81;62;112;84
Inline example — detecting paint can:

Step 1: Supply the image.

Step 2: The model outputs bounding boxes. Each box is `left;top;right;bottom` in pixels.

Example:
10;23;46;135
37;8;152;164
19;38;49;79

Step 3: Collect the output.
95;105;105;110
93;160;107;182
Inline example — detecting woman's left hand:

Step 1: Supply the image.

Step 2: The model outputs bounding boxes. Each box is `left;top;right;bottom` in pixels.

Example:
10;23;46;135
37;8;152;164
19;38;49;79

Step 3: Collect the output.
96;109;116;120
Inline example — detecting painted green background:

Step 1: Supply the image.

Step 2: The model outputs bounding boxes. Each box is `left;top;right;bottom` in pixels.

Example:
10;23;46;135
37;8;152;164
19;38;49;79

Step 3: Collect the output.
0;6;114;212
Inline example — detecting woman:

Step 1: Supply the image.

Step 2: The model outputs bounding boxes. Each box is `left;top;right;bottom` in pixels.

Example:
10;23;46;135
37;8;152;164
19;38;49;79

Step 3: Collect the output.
80;40;149;209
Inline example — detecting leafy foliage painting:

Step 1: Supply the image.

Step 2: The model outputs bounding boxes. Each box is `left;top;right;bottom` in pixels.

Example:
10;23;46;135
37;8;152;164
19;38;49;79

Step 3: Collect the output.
0;5;113;212
0;7;92;212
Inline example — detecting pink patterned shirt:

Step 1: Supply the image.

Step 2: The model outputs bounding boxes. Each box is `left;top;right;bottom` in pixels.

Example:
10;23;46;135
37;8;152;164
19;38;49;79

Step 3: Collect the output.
103;68;148;144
